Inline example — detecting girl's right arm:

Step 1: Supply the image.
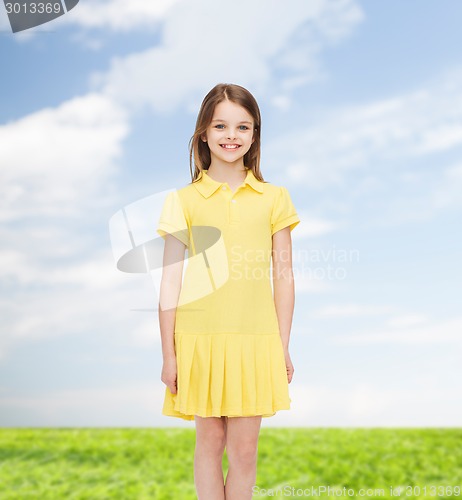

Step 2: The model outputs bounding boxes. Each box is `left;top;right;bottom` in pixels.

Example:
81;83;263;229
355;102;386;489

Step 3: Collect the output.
158;234;186;394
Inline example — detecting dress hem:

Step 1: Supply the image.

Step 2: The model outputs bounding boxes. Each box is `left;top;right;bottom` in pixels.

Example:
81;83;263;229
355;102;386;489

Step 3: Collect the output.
162;401;291;421
174;331;282;335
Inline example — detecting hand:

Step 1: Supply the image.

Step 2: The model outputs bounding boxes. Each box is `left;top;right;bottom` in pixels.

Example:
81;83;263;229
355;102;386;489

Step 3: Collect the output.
283;350;294;383
161;356;178;394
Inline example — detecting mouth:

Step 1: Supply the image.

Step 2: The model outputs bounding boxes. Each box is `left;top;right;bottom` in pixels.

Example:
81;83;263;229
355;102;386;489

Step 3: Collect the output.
220;144;241;150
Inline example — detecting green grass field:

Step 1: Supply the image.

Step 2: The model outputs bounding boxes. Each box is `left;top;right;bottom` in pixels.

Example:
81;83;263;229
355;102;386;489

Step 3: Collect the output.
0;428;460;499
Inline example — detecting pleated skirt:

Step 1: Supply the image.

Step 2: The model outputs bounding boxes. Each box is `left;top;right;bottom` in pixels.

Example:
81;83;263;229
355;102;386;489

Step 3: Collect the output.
162;332;291;421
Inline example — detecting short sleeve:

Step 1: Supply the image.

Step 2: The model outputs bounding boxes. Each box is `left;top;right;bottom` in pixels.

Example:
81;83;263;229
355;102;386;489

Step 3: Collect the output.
156;190;190;247
271;186;300;235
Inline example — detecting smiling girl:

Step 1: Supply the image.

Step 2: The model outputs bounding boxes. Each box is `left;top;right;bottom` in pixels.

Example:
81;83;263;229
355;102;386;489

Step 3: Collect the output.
157;83;300;499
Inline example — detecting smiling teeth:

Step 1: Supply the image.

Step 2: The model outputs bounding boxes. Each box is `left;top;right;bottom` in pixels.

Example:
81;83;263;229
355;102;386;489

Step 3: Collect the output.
221;145;239;149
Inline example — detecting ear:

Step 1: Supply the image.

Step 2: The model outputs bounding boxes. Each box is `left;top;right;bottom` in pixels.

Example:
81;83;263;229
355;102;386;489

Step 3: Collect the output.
201;134;207;142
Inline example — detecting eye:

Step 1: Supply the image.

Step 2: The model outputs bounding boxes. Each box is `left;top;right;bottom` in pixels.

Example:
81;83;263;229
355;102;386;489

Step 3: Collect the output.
239;125;249;131
214;124;225;129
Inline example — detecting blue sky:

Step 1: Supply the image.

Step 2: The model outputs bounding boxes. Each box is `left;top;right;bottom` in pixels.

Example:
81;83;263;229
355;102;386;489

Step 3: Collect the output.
1;0;462;428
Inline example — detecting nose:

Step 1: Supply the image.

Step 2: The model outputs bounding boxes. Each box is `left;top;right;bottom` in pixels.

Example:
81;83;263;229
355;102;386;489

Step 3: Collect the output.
226;129;237;140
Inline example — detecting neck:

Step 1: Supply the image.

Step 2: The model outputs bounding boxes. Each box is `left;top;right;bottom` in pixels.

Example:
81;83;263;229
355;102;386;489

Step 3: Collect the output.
206;163;248;183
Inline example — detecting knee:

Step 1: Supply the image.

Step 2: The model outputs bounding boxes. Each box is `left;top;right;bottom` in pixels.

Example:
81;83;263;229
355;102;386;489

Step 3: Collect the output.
227;441;258;468
196;426;226;455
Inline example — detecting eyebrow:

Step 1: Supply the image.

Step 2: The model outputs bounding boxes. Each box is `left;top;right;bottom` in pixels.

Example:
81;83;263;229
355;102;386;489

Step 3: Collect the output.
211;119;253;125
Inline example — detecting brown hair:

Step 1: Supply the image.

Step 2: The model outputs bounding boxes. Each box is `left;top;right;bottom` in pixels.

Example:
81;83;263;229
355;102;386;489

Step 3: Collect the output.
188;83;266;183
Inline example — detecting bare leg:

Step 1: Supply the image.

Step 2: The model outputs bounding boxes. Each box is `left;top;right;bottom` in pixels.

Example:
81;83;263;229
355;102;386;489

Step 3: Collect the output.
194;415;227;499
224;415;262;500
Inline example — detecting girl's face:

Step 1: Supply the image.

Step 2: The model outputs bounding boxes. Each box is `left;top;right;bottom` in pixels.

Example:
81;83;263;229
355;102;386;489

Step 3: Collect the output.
202;100;255;169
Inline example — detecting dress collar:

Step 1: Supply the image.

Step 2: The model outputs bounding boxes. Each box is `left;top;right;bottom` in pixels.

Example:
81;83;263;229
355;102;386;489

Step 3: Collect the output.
193;168;264;198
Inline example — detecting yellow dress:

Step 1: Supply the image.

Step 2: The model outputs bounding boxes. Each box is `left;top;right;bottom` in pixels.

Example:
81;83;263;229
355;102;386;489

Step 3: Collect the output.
156;168;300;420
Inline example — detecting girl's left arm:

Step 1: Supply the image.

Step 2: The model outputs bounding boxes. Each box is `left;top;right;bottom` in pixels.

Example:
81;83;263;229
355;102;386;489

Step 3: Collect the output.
272;226;295;353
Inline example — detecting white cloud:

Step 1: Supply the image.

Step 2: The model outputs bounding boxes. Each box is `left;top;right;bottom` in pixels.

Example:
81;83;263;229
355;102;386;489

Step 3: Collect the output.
65;0;181;31
271;95;292;112
293;211;337;239
432;162;462;210
266;67;462;189
0;88;162;361
0;245;120;288
0;382;172;427
0;379;454;427
417;124;462;153
387;314;428;328
292;240;361;294
0;269;160;362
332;316;462;345
313;303;395;318
295;276;331;294
1;0;181;37
91;0;363;114
0;92;129;221
3;378;461;427
281;382;462;427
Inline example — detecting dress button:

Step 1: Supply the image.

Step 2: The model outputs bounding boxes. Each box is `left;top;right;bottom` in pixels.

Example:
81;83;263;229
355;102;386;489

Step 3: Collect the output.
231;199;236;203
222;186;227;190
